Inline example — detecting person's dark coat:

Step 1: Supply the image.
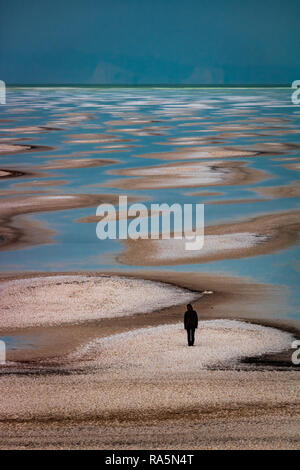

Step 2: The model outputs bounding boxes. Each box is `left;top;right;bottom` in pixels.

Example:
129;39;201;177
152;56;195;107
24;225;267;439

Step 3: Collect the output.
184;309;198;330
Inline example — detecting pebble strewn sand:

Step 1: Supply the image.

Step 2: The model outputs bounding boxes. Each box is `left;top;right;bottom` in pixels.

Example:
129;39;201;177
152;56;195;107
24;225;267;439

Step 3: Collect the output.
0;275;198;328
150;232;268;262
69;320;294;375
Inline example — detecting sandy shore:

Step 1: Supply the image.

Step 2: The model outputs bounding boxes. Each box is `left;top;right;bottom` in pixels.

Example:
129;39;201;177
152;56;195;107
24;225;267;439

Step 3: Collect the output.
0;271;299;449
118;209;300;266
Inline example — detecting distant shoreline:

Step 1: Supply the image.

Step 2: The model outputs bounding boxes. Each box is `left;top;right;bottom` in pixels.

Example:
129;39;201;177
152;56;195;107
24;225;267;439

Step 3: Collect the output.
6;84;291;89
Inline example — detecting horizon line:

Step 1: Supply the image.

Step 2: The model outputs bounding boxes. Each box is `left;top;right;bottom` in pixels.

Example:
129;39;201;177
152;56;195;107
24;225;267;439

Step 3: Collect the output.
6;83;291;88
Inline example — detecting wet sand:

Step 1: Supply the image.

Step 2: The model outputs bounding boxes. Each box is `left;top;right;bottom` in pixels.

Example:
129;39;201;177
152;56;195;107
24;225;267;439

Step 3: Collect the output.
40;157;119;171
0;271;298;449
132;146;259;161
0;125;64;134
205;197;265;205
118;210;300;266
184;190;225;197
283;162;300;172
0;143;54;156
64;133;135;144
0;193;120;251
12;179;68;189
253;182;300;199
0;169;30;179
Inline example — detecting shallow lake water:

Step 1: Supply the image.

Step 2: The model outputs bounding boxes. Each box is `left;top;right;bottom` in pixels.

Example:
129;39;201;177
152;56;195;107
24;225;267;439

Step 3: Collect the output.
0;87;299;319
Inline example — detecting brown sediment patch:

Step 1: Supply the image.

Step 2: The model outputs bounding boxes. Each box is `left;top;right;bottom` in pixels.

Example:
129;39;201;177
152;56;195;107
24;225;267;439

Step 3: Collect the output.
118;209;300;266
75;212;135;223
104;160;268;190
12;179;68;189
184;190;225;197
0;189;59;197
256;129;300;136
211;131;285;139
40;157;119;171
97;144;141;150
75;205;163;224
133;146;260;161
158;137;238;146
0;194;120;220
282;162;300;172
0;137;32;143
240;142;300;156
0;143;54;156
196;124;289;133
0;168;44;182
0;169;28;179
107;126;170;136
49;112;96;127
205;198;265;205
253;182;300;199
271;157;300;161
248;117;291;124
64;133;135;144
168;116;210;122
36;149;127;160
179;136;228;145
0;126;64;134
0;216;56;253
0;193;120;251
178;121;211;127
104;118;165;126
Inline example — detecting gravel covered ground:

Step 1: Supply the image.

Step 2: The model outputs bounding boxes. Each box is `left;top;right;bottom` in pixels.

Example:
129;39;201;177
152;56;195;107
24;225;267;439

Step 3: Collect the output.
0;275;198;328
0;273;299;449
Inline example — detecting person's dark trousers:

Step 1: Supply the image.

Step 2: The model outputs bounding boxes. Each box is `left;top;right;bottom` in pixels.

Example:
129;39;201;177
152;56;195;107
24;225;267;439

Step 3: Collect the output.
187;328;195;346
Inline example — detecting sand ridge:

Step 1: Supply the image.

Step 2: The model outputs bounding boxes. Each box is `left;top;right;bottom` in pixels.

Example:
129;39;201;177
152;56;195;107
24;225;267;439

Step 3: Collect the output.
118;209;300;266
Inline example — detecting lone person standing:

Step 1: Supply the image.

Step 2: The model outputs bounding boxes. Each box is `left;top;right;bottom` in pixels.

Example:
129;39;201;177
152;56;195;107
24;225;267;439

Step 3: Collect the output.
184;304;198;346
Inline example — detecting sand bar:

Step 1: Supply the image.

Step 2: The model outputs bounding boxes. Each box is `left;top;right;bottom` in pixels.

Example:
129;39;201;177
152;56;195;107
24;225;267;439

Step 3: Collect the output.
0;275;198;329
40;157;119;170
0;143;54;156
0;193;120;251
134;146;259;161
105;160;267;190
118;210;300;266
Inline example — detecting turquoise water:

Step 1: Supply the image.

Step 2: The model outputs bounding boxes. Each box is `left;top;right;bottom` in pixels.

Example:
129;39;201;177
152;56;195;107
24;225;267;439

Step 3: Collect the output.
0;87;299;318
